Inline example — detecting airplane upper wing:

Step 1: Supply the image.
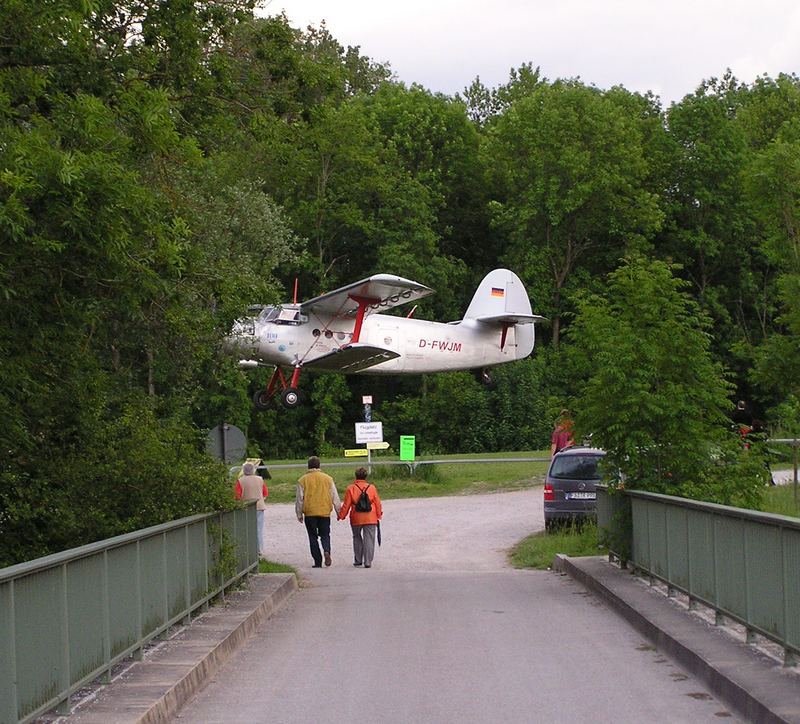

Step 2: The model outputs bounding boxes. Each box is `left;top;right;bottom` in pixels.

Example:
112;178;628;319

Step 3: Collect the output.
473;313;548;325
302;343;400;373
300;274;434;318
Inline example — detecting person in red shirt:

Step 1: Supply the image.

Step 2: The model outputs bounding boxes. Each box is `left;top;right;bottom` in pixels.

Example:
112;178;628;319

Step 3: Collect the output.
550;409;575;459
338;468;383;568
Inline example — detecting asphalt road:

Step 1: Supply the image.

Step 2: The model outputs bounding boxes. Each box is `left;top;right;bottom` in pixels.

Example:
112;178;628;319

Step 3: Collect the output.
176;488;741;723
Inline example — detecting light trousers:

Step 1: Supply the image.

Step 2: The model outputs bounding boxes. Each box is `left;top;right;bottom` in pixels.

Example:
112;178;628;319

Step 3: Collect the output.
351;523;377;566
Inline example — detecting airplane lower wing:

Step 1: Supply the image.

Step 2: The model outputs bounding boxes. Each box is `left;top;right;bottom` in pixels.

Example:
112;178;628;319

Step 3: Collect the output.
302;343;400;373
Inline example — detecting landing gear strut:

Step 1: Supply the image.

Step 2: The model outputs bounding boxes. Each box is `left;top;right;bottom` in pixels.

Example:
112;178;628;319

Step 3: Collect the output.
251;365;304;410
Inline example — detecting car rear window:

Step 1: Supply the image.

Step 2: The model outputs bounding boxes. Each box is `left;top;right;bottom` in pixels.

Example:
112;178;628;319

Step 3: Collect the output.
549;455;603;480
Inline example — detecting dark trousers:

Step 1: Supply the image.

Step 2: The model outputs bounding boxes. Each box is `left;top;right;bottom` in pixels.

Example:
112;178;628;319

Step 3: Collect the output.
304;516;331;566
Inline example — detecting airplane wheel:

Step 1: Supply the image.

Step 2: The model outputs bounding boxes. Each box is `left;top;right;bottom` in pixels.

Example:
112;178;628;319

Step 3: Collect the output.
281;387;302;409
476;369;492;385
252;389;273;411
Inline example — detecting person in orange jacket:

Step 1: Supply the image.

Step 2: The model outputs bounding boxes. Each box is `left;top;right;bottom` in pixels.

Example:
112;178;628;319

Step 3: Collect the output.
338;468;383;568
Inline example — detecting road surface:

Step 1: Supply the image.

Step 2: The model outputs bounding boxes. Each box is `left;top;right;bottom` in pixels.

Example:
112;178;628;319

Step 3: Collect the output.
177;488;740;723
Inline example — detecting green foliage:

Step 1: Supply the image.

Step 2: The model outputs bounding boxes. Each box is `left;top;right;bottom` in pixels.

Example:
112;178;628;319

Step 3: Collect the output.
209;523;239;586
487;80;664;347
567;255;755;503
744;127;800;409
0;394;232;566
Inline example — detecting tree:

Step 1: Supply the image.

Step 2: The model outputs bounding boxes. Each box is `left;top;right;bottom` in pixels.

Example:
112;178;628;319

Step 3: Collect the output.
744;120;800;425
459;62;543;126
568;255;763;506
487;81;663;348
0;0;303;563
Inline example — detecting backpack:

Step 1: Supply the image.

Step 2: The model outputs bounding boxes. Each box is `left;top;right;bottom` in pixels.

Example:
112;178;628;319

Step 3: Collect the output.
354;483;372;512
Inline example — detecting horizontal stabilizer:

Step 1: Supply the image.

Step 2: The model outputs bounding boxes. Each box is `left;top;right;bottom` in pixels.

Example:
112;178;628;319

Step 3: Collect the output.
303;343;400;373
473;313;547;326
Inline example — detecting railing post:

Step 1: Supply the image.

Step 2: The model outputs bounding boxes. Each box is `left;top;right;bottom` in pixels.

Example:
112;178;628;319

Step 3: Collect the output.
2;579;19;724
134;539;143;661
57;563;71;715
102;549;112;683
183;526;192;625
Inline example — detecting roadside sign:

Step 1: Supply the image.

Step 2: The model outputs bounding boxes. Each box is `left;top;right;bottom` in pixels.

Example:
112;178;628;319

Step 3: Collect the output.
355;421;383;444
206;423;247;466
366;441;389;450
362;395;373;404
400;435;416;461
344;448;369;457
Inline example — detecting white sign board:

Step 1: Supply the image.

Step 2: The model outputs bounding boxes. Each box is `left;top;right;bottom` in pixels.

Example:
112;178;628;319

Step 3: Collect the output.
355;421;383;444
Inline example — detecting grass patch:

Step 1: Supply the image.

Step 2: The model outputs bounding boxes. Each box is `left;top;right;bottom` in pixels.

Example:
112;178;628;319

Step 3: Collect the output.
761;482;800;518
260;450;551;503
509;522;604;570
258;558;296;575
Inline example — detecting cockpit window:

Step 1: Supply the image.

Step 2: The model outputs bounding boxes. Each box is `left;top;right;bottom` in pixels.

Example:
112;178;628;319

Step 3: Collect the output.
258;306;279;323
273;305;307;325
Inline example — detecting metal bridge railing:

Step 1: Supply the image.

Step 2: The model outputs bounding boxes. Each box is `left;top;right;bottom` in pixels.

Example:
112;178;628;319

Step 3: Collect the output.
0;504;257;724
598;486;800;666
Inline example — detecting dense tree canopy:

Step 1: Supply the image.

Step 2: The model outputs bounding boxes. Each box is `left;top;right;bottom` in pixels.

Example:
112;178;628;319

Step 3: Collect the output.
2;1;799;563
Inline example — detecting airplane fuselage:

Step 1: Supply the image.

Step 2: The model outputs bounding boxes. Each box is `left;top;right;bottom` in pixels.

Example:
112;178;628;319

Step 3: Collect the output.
236;312;533;374
227;269;541;408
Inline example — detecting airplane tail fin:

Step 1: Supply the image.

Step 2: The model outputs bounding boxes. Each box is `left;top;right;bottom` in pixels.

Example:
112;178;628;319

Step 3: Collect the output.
462;269;544;358
462;269;537;321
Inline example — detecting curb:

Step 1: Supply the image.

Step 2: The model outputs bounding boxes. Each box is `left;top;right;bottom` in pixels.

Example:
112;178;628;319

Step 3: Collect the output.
68;573;297;724
553;554;800;724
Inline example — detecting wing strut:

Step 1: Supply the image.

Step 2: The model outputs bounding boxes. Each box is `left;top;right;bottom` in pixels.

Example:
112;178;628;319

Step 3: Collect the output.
348;294;380;343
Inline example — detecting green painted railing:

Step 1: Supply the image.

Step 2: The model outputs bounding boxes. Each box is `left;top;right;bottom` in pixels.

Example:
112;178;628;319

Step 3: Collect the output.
598;486;800;665
0;504;257;724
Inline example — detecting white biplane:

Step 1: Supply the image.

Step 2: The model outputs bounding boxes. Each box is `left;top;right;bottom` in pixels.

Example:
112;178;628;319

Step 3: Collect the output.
224;268;544;409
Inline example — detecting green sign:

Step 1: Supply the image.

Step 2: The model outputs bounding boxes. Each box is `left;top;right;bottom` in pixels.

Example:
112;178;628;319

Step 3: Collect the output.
400;435;416;461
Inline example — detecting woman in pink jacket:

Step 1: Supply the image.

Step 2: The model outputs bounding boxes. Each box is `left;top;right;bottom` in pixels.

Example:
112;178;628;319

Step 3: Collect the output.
338;468;382;568
235;461;268;557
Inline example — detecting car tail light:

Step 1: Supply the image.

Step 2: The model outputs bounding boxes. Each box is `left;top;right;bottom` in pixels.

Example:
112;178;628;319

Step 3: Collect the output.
543;483;554;501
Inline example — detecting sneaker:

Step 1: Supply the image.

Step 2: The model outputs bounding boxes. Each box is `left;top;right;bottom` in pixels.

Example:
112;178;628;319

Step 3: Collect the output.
353;562;362;567
324;551;332;567
364;564;371;568
312;564;322;568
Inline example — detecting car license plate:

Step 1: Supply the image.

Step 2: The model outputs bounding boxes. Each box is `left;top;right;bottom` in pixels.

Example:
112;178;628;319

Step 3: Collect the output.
566;492;596;500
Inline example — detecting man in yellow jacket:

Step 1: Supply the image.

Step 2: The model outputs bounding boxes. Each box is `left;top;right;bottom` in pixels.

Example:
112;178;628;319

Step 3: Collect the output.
296;456;341;568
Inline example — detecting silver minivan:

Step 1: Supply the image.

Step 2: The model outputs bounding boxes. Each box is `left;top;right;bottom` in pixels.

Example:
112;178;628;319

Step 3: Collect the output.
543;447;605;532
